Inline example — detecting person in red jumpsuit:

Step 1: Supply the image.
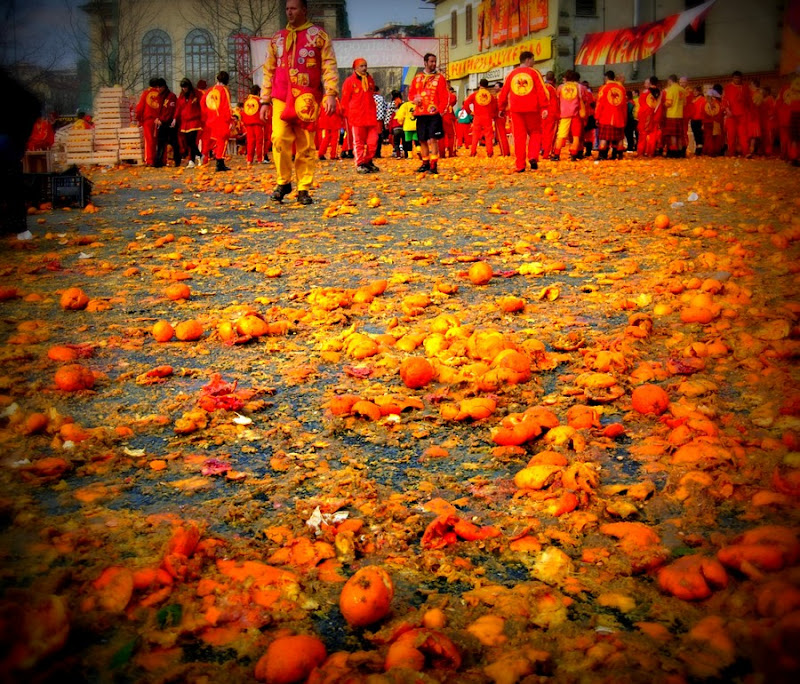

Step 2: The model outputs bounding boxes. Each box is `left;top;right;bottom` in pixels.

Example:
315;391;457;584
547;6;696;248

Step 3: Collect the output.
722;70;752;157
242;85;267;165
203;71;233;172
497;50;550;172
541;71;558;159
465;79;497;158
341;58;379;173
492;83;511;156
595;70;628;160
135;77;162;166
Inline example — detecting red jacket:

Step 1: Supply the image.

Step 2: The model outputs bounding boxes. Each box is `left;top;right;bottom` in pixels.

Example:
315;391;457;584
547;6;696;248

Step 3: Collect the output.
203;84;232;137
27;118;55;150
498;66;549;114
464;87;497;121
722;82;750;118
341;72;377;127
241;94;264;126
409;70;449;116
595;81;627;127
136;87;161;123
177;90;203;132
158;91;177;125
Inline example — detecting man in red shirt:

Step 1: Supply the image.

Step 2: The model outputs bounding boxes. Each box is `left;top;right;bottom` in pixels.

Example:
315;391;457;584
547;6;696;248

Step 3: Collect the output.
722;70;751;157
341;58;379;173
135;77;162;166
464;79;497;158
408;52;449;174
595;70;627;160
497;50;550;172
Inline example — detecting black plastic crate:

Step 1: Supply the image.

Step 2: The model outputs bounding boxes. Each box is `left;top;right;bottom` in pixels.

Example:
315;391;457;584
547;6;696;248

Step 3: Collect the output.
52;174;90;208
22;173;54;207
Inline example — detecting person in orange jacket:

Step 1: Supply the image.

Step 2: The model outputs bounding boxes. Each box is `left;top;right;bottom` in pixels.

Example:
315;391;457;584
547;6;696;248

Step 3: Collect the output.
341;58;379;173
497;50;550;172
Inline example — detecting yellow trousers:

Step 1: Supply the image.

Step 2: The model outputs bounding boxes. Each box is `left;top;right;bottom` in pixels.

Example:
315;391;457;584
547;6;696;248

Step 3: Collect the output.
271;99;316;191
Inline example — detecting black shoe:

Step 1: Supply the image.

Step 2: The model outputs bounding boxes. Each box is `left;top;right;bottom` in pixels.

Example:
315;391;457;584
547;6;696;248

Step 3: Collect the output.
429;164;438;175
216;159;231;172
271;183;292;202
529;159;538;170
416;161;431;173
367;161;380;173
318;155;326;161
296;190;313;205
549;155;559;162
356;164;370;174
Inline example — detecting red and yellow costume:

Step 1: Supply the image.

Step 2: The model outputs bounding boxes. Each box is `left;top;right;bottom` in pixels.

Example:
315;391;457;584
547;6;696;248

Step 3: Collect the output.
498;65;549;170
637;87;662;157
262;21;338;191
702;96;724;157
242;93;266;163
464;86;498;157
202;84;232;162
135;86;161;165
553;81;586;158
408;70;449;117
595;80;627;146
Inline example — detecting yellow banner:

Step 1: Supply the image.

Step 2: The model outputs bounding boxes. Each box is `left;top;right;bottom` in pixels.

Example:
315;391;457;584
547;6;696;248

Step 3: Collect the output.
448;38;552;81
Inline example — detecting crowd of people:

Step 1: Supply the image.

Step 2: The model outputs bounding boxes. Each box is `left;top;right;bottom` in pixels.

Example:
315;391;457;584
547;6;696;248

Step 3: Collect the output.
23;0;800;207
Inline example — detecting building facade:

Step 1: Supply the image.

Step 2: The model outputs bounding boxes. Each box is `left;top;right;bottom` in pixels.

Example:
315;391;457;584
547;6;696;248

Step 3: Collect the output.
429;0;783;97
82;0;349;105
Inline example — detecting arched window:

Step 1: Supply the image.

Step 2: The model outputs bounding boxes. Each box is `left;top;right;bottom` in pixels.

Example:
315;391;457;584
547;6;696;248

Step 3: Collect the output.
142;30;172;88
228;30;253;103
185;29;215;86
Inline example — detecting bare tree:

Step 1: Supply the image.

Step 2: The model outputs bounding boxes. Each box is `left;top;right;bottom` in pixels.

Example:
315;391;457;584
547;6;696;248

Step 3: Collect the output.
182;0;281;99
66;0;156;95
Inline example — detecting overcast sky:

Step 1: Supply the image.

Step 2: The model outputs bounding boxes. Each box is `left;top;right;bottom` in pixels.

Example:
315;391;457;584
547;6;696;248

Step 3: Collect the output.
347;0;434;36
4;0;435;68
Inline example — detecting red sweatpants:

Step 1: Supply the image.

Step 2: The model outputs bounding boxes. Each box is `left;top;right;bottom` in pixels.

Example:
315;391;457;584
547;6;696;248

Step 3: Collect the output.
509;111;542;170
470;117;494;157
245;123;265;163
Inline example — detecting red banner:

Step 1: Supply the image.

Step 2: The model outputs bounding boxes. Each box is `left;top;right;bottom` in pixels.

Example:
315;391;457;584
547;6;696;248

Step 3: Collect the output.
575;0;715;66
479;0;549;52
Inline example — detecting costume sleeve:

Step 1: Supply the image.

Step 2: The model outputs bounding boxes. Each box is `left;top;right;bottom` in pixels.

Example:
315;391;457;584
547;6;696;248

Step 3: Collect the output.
464;93;475;113
320;33;339;97
532;69;549;109
437;77;449;113
262;38;278;102
135;92;146;122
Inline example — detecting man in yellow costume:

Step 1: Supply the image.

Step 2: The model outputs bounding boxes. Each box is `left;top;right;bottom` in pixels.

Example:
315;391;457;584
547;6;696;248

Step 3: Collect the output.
260;0;338;205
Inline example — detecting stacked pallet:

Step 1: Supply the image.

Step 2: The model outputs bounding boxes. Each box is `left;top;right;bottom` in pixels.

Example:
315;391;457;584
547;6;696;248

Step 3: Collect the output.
118;127;144;164
64;127;94;165
91;86;134;165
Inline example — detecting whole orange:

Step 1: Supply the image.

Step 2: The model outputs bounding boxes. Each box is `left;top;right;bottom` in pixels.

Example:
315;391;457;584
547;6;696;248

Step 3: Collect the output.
468;262;493;285
152;320;174;342
54;364;95;391
339;566;394;627
631;384;669;415
254;634;327;683
175;320;204;341
165;283;191;301
399;357;434;389
653;214;670;230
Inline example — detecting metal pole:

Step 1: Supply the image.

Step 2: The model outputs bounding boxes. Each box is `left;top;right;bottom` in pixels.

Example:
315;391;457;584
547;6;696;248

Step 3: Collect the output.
632;0;640;80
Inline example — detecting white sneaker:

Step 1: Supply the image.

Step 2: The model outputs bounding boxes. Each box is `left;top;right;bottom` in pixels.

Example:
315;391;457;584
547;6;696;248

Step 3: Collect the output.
187;161;195;168
195;156;202;165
